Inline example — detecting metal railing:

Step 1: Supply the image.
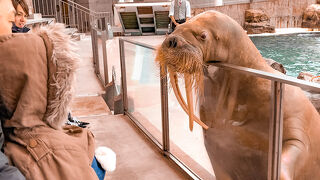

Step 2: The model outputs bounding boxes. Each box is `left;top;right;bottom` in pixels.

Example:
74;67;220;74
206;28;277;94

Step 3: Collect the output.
32;0;55;18
117;38;320;180
32;0;112;87
32;0;111;33
91;27;109;86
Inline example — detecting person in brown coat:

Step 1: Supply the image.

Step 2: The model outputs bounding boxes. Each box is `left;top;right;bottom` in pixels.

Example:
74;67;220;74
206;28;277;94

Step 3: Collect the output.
0;0;99;179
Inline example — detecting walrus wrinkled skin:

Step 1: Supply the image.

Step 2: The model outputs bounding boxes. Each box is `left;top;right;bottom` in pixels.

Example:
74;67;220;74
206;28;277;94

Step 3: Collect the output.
156;11;320;179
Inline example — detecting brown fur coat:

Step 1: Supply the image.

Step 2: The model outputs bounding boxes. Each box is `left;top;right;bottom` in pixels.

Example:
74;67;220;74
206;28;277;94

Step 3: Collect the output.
0;24;98;180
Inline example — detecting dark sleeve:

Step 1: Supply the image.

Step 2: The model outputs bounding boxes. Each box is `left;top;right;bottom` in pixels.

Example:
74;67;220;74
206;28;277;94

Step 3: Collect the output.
22;27;30;33
0;120;25;180
0;152;25;180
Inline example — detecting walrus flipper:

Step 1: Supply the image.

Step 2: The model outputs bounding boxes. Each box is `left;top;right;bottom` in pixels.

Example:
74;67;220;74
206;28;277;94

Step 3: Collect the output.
281;142;305;180
281;116;309;180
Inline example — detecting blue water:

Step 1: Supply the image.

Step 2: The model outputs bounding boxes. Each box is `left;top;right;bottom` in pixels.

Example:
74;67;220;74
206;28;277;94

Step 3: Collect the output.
250;33;320;77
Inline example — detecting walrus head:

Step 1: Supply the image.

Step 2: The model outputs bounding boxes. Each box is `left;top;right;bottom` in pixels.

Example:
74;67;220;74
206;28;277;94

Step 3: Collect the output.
156;11;262;131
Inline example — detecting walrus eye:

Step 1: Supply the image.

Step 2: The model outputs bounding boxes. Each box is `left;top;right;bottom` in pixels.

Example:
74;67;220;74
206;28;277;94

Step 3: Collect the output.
200;32;207;41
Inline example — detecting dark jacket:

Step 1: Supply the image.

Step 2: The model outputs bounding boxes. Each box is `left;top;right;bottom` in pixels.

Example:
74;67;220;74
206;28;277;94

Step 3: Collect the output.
0;120;25;180
12;23;30;33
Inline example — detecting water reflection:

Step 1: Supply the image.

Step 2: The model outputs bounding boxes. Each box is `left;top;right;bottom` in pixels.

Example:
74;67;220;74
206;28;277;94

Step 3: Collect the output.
250;33;320;77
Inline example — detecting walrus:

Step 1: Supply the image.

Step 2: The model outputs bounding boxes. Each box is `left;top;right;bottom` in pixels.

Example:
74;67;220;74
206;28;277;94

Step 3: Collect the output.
156;11;320;179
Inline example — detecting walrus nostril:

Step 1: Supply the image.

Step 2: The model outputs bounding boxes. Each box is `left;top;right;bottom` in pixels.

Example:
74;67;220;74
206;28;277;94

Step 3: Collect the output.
168;37;178;48
172;39;177;48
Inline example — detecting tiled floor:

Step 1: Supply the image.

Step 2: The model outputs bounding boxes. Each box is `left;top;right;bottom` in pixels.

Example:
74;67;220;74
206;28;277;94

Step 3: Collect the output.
80;115;191;180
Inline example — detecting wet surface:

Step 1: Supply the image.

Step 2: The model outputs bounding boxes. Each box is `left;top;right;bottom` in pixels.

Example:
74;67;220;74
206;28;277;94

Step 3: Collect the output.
251;32;320;77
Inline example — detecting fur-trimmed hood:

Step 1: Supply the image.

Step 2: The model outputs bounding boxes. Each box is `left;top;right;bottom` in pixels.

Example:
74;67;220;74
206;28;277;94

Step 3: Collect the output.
36;24;79;129
0;23;78;130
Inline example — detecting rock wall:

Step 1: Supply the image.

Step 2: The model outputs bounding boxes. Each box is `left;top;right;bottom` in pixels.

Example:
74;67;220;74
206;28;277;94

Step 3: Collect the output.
244;9;275;34
302;3;320;28
192;0;317;28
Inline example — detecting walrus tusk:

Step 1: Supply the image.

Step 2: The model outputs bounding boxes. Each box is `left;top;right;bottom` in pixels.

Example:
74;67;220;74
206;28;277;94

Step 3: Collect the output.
185;74;194;131
169;71;209;130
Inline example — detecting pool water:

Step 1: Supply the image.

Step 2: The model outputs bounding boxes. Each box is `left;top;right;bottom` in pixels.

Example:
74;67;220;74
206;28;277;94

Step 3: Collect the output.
250;33;320;77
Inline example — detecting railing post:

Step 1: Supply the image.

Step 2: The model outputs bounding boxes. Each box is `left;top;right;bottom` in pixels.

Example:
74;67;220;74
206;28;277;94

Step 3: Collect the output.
80;11;84;32
72;5;76;28
37;0;40;15
32;0;36;13
101;30;109;85
268;81;284;180
67;4;72;27
45;0;49;16
160;66;170;152
119;39;128;112
59;1;63;23
53;0;58;21
91;29;99;75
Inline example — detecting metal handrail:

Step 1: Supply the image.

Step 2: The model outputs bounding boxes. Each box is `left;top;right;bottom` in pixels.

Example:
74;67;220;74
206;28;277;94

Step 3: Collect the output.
119;39;320;91
32;0;112;32
59;0;110;18
118;38;320;180
210;62;320;91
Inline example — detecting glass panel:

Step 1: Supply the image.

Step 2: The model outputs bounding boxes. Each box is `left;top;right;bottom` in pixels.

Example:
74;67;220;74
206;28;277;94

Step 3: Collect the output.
106;37;122;95
123;42;163;144
97;31;106;84
168;75;215;179
169;69;271;179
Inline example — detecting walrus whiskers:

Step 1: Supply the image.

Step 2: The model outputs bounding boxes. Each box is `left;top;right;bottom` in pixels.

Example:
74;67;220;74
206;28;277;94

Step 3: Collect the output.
156;43;208;130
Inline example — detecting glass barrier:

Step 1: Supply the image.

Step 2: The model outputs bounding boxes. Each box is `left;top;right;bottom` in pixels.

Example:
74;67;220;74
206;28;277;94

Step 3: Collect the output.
97;30;108;85
122;42;163;144
118;38;320;180
168;79;215;179
106;37;122;95
91;29;109;86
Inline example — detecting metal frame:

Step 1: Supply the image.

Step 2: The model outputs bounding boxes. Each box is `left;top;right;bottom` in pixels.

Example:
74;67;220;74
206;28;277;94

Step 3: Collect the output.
268;81;284;180
91;28;109;86
101;30;109;85
91;29;99;74
118;39;320;180
119;39;128;112
135;8;143;35
160;67;170;152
